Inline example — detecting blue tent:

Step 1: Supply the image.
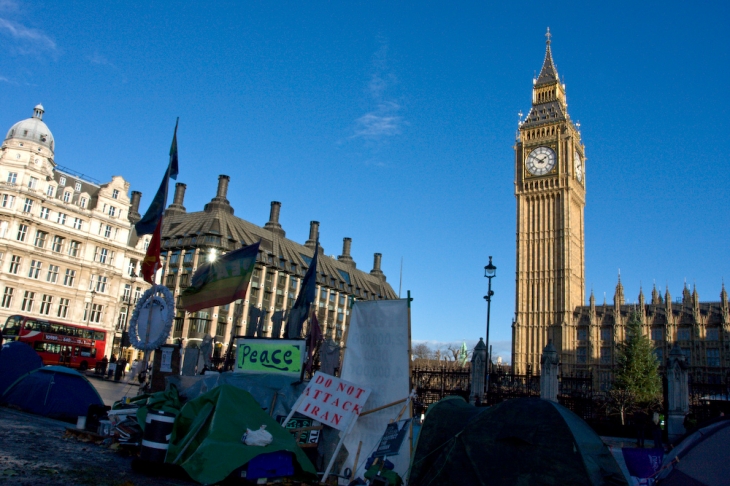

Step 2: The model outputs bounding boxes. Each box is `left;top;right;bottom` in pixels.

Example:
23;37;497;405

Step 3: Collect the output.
0;341;42;395
1;366;103;422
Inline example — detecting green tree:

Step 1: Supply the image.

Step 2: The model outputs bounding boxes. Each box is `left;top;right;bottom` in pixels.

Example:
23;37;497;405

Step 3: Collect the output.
611;311;662;424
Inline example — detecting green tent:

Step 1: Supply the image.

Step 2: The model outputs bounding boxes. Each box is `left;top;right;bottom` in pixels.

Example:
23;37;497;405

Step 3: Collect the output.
409;397;627;486
166;384;316;484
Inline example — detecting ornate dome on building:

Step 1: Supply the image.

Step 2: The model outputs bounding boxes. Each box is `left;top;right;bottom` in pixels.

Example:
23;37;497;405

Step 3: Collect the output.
4;104;55;154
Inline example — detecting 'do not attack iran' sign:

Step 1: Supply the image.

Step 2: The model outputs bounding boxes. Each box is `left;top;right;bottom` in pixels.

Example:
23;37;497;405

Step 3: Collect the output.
295;371;371;431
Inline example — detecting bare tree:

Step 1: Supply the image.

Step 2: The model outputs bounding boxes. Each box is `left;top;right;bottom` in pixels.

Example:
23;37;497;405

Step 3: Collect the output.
412;343;434;360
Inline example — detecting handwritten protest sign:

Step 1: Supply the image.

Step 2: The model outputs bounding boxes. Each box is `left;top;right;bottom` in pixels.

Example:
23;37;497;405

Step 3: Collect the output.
234;338;304;376
295;371;371;431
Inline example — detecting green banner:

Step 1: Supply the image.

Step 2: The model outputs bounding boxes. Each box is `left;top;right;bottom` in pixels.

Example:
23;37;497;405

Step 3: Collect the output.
235;339;304;375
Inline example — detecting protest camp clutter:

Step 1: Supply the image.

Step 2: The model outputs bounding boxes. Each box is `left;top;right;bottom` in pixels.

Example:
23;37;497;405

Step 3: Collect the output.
296;371;371;431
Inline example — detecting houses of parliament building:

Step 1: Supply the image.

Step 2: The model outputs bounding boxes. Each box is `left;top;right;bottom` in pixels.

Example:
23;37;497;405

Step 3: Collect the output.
511;30;730;387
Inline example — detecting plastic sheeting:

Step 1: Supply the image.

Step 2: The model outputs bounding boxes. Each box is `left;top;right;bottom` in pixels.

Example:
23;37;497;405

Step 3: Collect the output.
340;299;411;481
167;371;307;419
166;384;316;484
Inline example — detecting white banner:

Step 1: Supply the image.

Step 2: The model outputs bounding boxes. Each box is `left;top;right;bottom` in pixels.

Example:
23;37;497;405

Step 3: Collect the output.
340;299;411;480
295;371;371;431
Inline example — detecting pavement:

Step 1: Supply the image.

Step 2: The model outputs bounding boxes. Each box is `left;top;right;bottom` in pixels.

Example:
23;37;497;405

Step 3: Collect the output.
0;407;192;486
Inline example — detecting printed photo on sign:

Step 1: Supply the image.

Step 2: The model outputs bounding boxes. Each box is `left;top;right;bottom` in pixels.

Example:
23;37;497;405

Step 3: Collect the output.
234;338;304;376
276;415;322;446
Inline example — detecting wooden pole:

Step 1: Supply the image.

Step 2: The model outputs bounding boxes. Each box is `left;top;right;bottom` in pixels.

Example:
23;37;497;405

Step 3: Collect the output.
141;284;158;389
359;396;409;417
322;418;358;483
351;441;363;482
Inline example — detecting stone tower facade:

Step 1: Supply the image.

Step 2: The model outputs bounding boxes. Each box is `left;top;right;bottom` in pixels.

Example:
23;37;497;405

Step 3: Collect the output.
512;30;587;374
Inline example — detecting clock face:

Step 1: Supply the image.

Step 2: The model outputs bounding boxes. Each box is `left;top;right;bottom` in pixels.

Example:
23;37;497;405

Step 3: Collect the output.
526;146;556;176
574;151;583;182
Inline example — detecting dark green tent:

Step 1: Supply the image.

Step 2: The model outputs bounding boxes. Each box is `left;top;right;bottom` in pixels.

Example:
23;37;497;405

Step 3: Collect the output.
166;384;317;485
409;397;627;486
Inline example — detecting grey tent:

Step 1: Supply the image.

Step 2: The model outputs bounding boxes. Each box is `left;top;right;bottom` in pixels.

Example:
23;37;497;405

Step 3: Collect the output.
409;397;627;485
656;417;730;485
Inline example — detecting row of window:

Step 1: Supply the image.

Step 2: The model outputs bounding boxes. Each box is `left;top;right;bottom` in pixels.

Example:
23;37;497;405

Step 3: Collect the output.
1;287;71;319
5;254;78;286
577;327;721;342
576;345;722;367
3;172;121;216
6;171;119;200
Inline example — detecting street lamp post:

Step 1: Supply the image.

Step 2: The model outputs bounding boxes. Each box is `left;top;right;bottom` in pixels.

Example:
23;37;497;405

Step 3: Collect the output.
119;275;137;361
86;290;97;326
484;256;496;399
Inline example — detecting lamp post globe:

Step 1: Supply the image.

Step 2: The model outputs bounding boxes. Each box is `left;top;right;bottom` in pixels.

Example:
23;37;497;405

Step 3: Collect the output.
483;256;496;400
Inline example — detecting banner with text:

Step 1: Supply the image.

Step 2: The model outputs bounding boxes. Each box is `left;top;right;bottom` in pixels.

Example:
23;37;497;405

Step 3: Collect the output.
340;299;411;479
294;371;371;431
234;338;305;377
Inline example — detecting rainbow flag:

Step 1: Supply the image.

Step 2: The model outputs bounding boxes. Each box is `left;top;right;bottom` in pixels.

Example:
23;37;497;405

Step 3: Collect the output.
180;241;260;313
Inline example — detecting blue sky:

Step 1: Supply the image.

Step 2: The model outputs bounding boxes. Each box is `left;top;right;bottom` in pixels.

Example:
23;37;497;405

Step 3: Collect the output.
1;1;728;363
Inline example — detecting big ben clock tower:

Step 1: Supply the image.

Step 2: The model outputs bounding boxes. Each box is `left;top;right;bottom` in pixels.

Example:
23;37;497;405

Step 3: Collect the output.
512;29;586;374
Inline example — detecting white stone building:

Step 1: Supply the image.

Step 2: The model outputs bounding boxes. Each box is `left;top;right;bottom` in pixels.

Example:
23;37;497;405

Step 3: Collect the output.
0;105;150;359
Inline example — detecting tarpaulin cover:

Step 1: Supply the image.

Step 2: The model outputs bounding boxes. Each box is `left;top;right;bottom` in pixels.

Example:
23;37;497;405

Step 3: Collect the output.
166;371;307;419
1;366;103;422
166;384;316;485
340;299;411;480
655;417;730;485
409;397;627;486
0;341;42;395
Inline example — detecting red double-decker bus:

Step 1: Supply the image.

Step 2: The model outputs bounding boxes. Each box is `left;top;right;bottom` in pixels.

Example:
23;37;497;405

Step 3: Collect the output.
1;314;107;371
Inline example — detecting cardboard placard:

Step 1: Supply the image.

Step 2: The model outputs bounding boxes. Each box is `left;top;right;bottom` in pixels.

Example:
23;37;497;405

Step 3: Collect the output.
295;371;371;431
234;338;304;376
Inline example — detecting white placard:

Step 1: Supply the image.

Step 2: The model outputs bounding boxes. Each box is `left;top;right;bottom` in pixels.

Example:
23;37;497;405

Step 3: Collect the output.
295;371;371;431
160;346;174;372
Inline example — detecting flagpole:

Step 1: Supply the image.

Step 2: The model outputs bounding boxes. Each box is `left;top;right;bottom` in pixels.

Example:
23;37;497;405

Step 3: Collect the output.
299;304;311;383
225;299;244;371
406;290;414;480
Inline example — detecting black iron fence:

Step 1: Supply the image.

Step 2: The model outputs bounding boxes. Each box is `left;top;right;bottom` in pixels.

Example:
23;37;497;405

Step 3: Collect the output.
412;366;471;416
688;379;730;425
410;364;730;440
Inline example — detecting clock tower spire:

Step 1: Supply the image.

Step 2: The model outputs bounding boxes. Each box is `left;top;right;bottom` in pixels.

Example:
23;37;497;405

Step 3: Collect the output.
512;30;586;374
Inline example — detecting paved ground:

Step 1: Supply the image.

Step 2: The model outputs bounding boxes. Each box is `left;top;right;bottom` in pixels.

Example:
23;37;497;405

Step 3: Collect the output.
0;408;193;486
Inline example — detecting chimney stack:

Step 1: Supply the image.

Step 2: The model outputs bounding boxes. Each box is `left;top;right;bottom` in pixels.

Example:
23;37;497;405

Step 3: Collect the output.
128;191;142;223
216;174;229;199
173;183;186;206
370;253;385;280
264;201;285;237
338;237;355;266
204;174;234;214
304;221;323;253
165;183;187;216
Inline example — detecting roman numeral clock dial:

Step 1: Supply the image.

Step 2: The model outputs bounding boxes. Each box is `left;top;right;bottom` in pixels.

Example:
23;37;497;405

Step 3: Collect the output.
525;146;556;176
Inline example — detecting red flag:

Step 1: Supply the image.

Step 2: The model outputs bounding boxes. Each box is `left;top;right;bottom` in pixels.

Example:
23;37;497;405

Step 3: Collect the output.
305;310;322;374
141;217;163;284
